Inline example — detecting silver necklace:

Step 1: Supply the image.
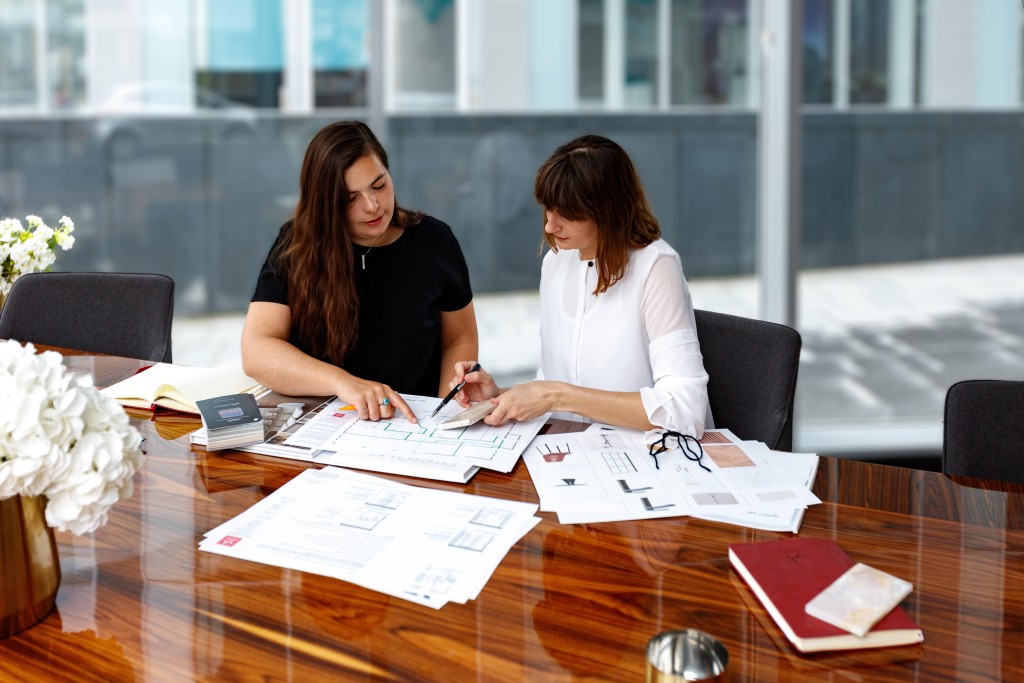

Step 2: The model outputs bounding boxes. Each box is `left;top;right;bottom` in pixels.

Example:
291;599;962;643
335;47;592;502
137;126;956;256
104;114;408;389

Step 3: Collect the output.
354;231;385;270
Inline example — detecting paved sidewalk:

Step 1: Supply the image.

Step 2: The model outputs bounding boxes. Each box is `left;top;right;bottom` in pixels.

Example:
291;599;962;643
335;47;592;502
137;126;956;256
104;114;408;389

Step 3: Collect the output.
174;254;1024;459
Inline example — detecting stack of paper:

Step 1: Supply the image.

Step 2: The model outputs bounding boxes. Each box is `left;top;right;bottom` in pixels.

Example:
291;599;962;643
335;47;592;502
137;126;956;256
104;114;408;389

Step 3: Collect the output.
301;395;547;481
192;394;548;484
199;468;540;609
191;394;339;461
523;426;819;533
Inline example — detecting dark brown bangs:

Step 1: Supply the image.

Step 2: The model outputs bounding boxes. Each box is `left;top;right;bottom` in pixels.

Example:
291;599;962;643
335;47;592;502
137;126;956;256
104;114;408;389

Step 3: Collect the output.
534;155;593;222
533;134;661;296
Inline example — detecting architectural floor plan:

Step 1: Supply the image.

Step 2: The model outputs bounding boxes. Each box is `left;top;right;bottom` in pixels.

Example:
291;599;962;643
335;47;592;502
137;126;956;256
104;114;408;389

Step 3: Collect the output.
286;395;547;482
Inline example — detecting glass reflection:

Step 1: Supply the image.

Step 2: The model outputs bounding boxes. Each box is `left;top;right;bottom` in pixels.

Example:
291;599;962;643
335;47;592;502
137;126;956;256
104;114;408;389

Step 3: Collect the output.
804;0;834;104
533;527;654;676
671;0;750;106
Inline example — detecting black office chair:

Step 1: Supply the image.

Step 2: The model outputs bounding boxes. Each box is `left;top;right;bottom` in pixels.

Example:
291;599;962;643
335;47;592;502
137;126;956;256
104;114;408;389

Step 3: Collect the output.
0;272;174;363
694;309;802;451
943;380;1024;484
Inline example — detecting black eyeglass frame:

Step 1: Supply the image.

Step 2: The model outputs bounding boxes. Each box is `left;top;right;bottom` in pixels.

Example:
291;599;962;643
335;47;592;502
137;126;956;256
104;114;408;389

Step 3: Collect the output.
648;430;710;472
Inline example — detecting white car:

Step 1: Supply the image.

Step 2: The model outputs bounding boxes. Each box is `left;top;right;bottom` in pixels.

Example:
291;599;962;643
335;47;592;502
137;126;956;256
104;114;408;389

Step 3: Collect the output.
93;82;260;157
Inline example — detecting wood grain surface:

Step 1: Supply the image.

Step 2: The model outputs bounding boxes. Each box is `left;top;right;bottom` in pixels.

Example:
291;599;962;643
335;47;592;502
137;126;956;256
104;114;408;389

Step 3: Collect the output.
0;350;1020;681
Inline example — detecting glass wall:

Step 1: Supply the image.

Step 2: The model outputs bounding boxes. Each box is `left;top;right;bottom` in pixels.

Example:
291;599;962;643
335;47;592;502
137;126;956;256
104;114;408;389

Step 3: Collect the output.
4;0;1021;115
392;0;455;110
0;0;86;111
849;0;891;104
312;0;368;108
0;2;38;110
48;0;86;110
625;0;659;105
670;0;750;106
803;0;834;104
196;0;284;108
578;0;604;104
1;0;1022;458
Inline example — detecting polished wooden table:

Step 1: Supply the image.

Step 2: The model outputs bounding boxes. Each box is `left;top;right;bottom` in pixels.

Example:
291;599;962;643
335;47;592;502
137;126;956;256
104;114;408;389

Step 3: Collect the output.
1;350;1022;681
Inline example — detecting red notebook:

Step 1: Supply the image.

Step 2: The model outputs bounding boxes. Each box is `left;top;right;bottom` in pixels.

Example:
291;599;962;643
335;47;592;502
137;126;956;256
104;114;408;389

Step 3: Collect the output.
729;538;923;653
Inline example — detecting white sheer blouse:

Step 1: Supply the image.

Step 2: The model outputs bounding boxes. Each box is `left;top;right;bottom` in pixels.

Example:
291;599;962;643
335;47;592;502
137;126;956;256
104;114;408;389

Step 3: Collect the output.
537;239;713;436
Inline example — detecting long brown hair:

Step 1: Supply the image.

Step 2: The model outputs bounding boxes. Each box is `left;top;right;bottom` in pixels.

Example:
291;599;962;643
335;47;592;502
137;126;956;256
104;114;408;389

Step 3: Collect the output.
534;135;660;294
276;121;423;364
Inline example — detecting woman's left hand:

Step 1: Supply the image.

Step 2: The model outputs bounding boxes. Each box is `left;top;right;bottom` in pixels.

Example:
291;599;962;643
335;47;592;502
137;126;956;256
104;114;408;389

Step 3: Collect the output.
484;381;558;426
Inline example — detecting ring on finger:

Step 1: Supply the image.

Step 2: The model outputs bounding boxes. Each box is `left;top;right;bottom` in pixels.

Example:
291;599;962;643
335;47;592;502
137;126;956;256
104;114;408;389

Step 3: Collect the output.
380;398;390;407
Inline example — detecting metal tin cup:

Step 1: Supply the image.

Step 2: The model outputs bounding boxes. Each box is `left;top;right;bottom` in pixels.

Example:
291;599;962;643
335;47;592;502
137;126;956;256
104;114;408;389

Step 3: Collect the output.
646;629;729;682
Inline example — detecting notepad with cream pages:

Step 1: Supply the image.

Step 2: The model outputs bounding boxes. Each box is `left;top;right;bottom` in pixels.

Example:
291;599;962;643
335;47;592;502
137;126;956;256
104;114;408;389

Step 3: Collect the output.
101;362;262;414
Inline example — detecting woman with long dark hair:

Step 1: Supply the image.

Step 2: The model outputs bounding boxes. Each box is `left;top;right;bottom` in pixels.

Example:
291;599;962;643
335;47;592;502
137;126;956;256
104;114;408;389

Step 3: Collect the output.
452;135;710;435
242;121;478;422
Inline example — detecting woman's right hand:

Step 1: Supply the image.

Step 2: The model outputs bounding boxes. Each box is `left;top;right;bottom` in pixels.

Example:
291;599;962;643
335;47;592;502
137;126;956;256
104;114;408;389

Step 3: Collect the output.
338;377;417;423
451;361;500;407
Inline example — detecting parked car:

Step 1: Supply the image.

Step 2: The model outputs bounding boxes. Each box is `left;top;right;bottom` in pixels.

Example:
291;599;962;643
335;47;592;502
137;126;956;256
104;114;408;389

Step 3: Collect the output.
93;82;260;158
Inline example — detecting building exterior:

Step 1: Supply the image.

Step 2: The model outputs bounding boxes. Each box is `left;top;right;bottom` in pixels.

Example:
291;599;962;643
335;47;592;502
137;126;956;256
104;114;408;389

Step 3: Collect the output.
3;1;1022;115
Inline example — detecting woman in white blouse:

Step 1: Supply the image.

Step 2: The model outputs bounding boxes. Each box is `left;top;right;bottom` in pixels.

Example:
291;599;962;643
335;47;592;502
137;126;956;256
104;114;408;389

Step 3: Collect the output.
452;135;712;436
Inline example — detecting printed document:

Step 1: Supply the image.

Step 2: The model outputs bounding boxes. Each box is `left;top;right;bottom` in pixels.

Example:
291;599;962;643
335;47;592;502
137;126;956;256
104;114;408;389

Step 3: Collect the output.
200;468;540;609
295;395;547;478
193;392;545;482
694;449;819;532
525;426;819;527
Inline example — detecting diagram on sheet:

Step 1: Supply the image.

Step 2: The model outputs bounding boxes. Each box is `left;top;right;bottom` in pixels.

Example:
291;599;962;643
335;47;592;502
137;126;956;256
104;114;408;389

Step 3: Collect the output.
470;508;513;529
337;413;525;464
602;451;639;474
366;490;409;510
411;565;461;597
524;430;688;515
617;479;652;494
524;426;823;525
448;529;494;552
338;508;388;531
536;442;571;463
297;395;548;474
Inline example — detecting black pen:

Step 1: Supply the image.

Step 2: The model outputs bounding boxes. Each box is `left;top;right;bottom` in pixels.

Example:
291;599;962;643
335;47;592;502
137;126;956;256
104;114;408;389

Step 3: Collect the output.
430;362;481;418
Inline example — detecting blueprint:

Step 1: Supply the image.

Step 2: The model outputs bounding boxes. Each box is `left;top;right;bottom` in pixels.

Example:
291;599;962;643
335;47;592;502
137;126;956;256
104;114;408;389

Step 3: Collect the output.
285;395;547;481
200;467;540;609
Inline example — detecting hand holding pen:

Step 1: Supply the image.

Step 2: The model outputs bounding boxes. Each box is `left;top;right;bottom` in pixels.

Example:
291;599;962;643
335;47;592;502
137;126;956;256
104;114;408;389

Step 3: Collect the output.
441;361;501;412
432;362;480;418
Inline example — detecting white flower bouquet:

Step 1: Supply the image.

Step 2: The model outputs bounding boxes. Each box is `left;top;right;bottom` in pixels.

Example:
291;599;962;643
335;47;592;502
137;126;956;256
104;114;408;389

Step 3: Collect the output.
0;215;75;297
0;340;142;535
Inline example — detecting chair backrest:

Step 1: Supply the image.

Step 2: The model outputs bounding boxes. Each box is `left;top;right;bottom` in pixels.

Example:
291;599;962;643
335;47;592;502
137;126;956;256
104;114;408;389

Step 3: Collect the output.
694;309;802;451
943;380;1024;483
0;272;174;363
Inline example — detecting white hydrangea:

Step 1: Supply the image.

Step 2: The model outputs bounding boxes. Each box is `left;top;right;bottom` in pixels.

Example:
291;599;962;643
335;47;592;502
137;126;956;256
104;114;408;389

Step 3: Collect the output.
0;341;142;535
0;214;76;296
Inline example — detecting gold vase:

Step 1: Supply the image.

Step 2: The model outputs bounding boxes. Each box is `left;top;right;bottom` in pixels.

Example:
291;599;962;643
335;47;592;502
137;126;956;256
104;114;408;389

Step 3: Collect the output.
0;495;61;638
